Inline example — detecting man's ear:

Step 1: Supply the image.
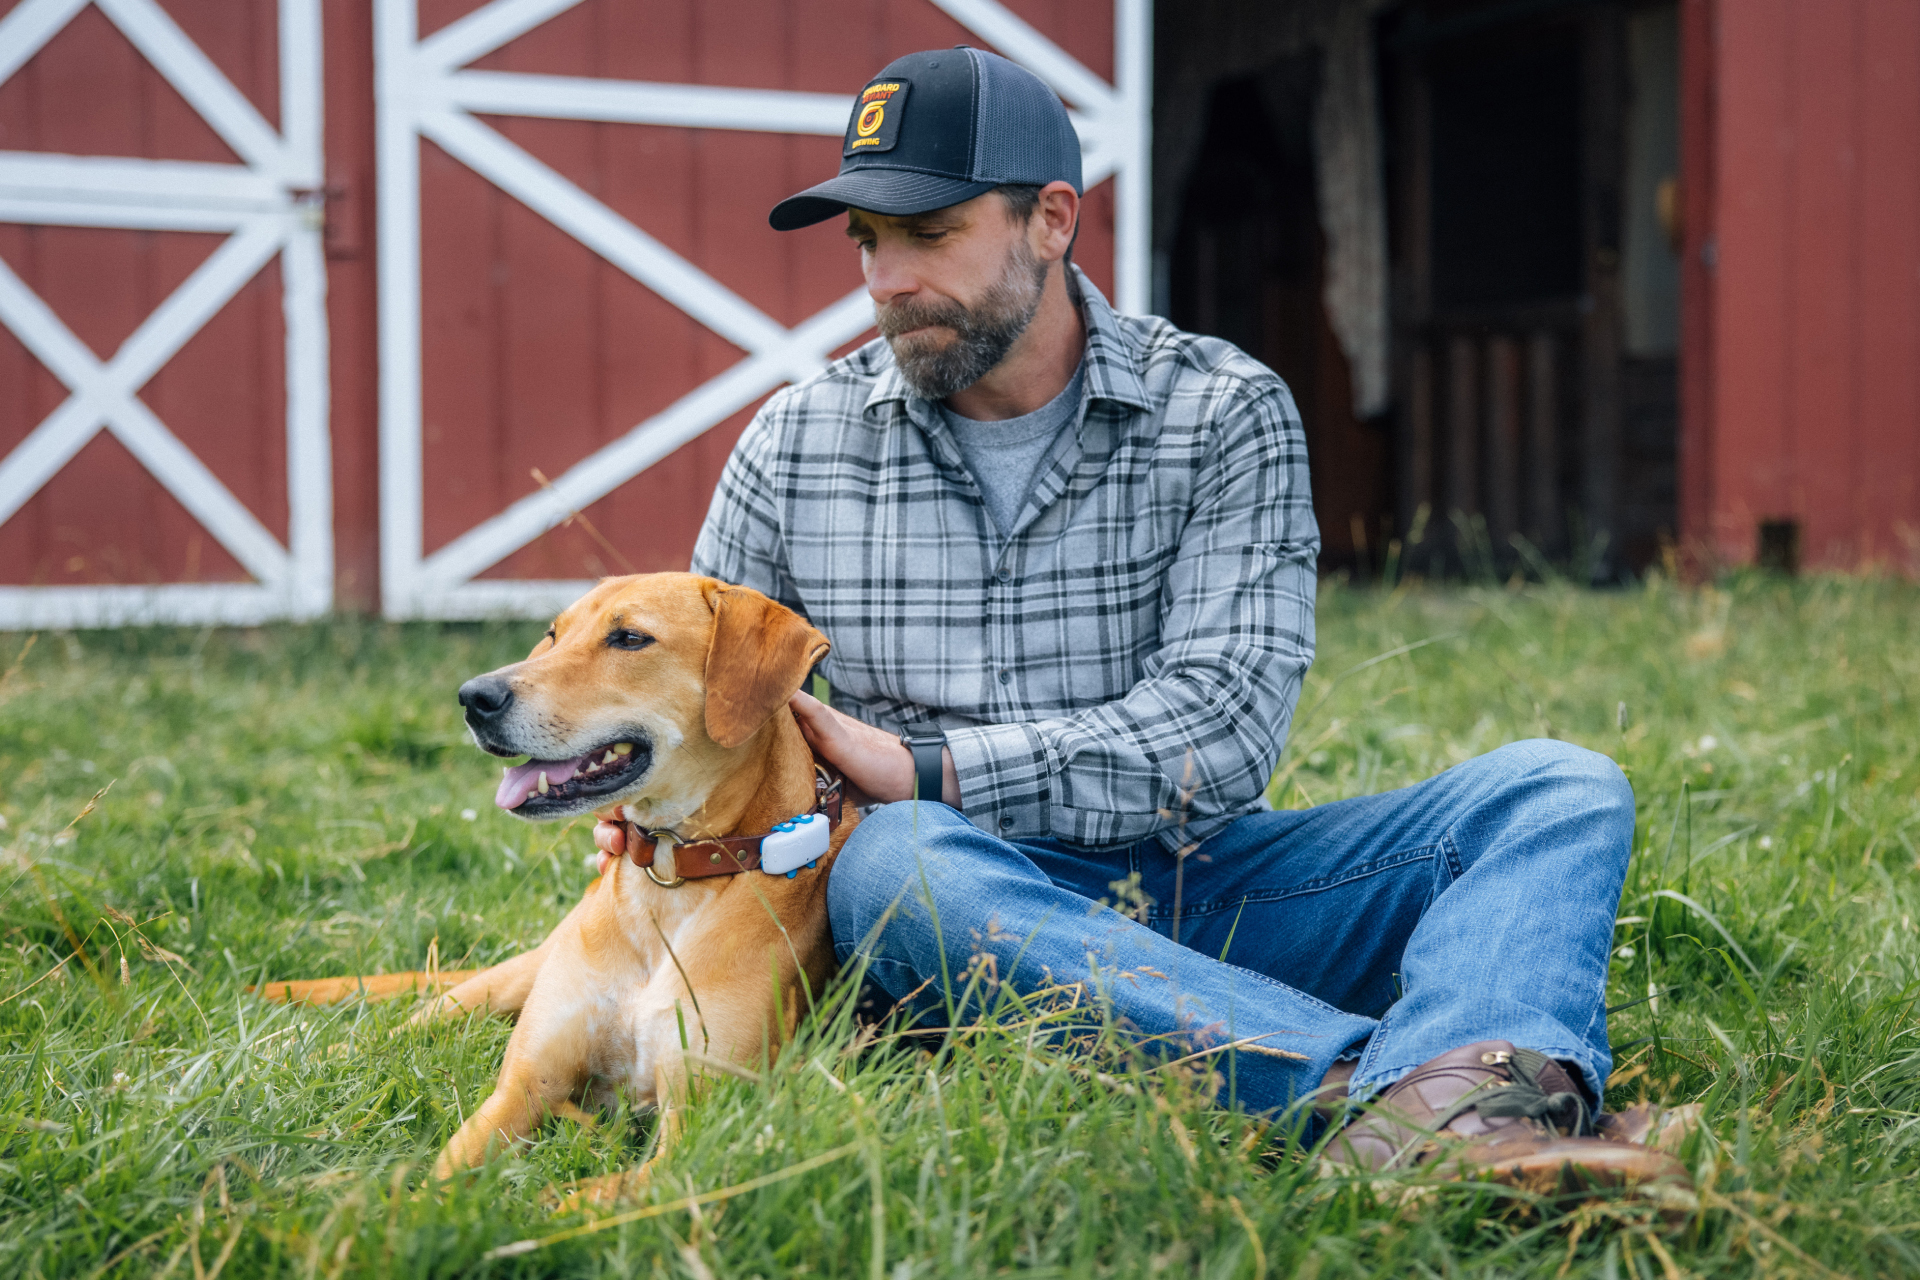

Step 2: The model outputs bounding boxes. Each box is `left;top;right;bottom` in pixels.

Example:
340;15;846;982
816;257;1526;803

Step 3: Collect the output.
702;584;831;749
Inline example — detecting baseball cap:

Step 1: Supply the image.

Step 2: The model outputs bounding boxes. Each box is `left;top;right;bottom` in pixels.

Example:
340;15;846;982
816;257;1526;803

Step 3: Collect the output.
768;46;1083;231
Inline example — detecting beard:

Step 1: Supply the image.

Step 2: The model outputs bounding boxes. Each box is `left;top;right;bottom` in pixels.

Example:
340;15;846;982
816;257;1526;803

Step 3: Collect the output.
877;241;1049;401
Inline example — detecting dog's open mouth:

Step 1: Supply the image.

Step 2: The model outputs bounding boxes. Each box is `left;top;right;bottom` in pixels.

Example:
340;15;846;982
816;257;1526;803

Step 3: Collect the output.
495;739;649;813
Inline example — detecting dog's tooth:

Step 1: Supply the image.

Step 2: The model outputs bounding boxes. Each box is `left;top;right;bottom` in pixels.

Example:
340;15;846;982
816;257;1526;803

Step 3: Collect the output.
613;742;633;755
537;772;549;795
603;750;617;765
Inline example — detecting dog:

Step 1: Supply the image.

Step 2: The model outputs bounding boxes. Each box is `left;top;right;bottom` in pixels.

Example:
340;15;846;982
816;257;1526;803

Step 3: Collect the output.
260;573;858;1191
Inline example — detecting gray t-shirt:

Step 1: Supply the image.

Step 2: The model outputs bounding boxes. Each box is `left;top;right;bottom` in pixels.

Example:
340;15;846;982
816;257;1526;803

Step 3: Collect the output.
939;359;1086;538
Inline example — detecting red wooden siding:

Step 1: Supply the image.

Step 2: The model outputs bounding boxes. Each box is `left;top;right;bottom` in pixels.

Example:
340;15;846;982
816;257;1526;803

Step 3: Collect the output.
1685;0;1920;571
321;0;382;610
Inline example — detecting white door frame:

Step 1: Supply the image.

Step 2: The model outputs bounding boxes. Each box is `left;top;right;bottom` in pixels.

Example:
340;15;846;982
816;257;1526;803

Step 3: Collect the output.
375;0;1150;620
0;0;332;628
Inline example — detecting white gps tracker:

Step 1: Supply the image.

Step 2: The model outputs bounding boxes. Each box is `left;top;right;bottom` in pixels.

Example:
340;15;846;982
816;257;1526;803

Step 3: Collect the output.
760;812;831;876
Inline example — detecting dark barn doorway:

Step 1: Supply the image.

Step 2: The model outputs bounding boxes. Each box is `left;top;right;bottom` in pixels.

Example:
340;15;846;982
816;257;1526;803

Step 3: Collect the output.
1165;62;1392;577
1155;0;1680;580
1383;0;1680;576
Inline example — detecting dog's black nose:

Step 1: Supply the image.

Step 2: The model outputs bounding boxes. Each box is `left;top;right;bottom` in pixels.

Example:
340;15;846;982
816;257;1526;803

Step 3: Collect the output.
458;674;514;720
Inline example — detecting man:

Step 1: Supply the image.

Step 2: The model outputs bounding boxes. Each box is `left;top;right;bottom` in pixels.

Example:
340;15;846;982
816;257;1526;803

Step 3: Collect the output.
596;47;1683;1187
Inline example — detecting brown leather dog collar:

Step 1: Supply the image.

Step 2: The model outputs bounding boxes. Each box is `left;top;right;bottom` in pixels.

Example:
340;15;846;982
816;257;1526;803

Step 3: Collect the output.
622;765;845;885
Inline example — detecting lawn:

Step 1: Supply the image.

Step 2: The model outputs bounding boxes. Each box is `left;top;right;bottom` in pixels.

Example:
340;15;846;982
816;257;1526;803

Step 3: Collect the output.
2;572;1917;1278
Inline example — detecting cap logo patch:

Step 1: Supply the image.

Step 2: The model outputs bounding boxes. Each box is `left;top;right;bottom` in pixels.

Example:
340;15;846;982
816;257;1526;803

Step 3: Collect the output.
845;79;910;156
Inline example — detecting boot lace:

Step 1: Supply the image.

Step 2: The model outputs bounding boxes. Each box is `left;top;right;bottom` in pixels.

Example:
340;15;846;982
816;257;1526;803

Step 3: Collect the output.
1429;1047;1594;1137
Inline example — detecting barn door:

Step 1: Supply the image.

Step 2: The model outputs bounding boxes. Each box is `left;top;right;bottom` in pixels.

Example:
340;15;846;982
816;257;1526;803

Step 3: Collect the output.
1383;0;1677;579
374;0;1149;619
0;0;331;627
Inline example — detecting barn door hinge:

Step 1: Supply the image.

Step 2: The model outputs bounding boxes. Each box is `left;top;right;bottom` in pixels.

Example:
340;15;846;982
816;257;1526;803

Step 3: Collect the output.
288;178;363;259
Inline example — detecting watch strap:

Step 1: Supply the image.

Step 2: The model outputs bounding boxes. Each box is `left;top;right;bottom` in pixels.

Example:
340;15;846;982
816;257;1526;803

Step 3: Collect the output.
900;721;946;805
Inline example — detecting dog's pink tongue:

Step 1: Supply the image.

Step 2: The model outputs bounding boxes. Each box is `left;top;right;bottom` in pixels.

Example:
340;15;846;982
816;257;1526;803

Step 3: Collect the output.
495;754;588;809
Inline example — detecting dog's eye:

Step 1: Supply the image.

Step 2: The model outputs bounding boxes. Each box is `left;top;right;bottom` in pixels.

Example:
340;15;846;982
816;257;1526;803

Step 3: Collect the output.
606;629;655;652
543;627;556;645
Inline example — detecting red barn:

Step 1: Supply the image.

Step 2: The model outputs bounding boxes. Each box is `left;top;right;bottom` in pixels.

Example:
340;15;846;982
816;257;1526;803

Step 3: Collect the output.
0;0;1912;627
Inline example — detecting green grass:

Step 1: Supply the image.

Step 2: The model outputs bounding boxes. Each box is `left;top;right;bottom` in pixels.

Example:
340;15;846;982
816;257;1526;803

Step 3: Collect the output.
3;573;1919;1277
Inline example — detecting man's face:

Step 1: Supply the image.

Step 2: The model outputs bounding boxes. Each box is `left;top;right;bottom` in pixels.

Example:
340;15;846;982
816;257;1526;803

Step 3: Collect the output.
847;194;1047;400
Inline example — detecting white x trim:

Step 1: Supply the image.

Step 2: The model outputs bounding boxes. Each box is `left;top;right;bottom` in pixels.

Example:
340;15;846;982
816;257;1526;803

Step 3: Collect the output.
376;0;1150;619
0;0;332;628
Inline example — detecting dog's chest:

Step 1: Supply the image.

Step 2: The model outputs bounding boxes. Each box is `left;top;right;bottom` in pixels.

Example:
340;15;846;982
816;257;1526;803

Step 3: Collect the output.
575;874;717;1101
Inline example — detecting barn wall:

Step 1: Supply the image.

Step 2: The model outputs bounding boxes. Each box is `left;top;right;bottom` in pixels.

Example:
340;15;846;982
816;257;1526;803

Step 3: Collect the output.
1685;0;1920;572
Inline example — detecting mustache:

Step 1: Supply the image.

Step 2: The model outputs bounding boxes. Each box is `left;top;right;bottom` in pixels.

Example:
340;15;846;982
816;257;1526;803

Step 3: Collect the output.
876;295;974;340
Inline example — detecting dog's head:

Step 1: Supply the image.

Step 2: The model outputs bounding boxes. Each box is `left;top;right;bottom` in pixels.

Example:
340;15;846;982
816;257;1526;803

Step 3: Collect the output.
458;574;829;822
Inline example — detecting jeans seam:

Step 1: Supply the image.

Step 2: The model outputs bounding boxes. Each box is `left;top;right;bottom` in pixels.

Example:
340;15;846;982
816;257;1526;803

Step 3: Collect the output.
843;952;924;984
1439;829;1465;884
1356;1005;1397;1084
1204;958;1371;1021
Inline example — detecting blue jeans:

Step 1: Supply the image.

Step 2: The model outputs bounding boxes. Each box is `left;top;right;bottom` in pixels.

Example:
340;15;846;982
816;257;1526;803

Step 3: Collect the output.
828;739;1633;1114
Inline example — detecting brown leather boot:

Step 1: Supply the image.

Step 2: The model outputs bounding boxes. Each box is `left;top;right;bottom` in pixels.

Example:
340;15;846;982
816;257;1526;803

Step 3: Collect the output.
1596;1100;1703;1152
1312;1058;1359;1121
1326;1041;1693;1195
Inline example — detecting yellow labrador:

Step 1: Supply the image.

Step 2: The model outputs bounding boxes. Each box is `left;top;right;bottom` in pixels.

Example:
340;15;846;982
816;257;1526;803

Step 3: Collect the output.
261;574;857;1191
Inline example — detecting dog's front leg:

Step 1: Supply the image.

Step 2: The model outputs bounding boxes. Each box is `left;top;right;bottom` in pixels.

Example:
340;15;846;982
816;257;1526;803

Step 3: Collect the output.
431;929;609;1180
549;971;719;1210
411;873;614;1026
408;946;548;1025
432;1008;593;1180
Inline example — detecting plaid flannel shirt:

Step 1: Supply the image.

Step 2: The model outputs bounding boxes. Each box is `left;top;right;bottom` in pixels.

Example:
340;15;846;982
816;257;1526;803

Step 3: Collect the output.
692;270;1318;853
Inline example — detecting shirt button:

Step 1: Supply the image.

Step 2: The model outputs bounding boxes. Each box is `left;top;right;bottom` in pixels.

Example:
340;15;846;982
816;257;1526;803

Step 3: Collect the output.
995;568;1012;583
999;816;1015;830
998;669;1012;685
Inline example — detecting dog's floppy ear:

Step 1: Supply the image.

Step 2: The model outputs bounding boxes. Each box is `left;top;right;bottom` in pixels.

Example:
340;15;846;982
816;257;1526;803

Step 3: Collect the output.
702;584;831;749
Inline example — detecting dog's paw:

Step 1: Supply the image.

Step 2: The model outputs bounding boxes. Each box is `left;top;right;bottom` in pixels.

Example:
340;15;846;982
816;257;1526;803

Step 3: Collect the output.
402;989;477;1028
402;998;448;1029
547;1166;654;1214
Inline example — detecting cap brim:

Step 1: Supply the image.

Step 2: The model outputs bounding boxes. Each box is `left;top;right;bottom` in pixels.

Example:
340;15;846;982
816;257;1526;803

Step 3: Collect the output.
769;169;997;231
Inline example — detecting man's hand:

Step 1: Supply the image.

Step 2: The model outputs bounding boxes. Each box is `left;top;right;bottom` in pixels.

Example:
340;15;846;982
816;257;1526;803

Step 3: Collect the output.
589;691;961;863
789;690;960;807
591;817;627;861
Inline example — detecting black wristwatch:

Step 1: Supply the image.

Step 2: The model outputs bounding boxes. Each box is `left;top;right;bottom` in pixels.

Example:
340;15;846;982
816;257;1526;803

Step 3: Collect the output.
899;721;947;804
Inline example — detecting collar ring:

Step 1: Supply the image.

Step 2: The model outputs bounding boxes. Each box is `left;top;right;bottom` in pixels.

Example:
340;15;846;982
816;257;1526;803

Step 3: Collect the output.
641;828;687;888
